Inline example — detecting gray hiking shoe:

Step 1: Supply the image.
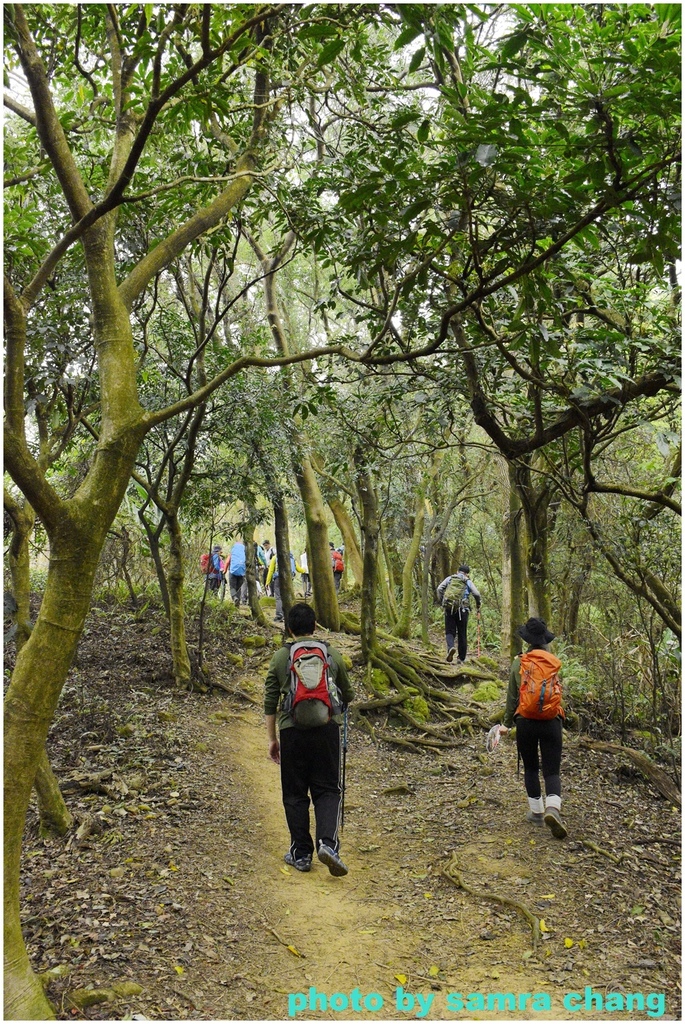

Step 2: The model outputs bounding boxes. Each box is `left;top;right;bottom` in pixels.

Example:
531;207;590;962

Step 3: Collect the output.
526;811;544;826
446;647;456;663
318;844;348;877
544;807;568;840
284;851;312;872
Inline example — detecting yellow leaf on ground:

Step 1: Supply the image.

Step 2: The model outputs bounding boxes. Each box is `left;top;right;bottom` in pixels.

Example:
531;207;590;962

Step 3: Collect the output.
173;966;184;975
286;944;303;957
279;867;291;875
564;938;574;948
540;894;555;899
394;974;408;985
423;892;433;899
539;919;550;933
429;966;440;977
578;939;587;949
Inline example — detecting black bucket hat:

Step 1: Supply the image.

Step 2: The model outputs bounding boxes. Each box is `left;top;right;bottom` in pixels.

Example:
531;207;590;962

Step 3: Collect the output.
518;617;555;645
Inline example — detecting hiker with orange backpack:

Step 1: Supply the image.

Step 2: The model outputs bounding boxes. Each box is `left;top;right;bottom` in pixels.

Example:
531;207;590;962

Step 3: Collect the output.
264;603;355;876
498;618;567;840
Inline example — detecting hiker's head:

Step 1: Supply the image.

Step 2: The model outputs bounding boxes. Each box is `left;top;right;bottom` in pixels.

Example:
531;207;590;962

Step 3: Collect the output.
263;539;271;548
518;617;555;647
212;544;222;553
329;541;335;549
458;564;470;575
287;603;316;637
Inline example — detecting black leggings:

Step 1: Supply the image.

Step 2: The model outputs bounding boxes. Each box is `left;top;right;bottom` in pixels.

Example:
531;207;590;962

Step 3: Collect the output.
515;716;562;799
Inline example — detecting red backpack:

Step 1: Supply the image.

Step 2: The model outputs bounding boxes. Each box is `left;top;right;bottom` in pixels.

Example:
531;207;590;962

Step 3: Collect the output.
332;550;344;573
283;640;342;729
200;553;211;574
516;649;564;721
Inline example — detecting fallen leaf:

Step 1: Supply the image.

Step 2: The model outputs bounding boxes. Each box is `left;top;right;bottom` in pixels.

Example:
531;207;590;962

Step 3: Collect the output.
286;944;303;957
279;867;291;875
564;938;574;948
540;894;555;900
539;919;550;933
395;974;408;985
173;966;184;975
428;966;440;977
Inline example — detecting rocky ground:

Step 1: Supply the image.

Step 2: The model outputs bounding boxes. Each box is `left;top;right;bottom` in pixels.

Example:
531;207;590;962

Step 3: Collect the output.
8;596;682;1021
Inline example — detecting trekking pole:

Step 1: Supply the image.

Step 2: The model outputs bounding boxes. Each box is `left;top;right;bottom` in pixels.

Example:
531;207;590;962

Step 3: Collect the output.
476;611;482;658
340;705;348;834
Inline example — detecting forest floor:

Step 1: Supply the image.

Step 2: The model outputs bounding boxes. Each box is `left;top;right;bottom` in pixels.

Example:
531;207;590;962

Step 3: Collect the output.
11;596;682;1022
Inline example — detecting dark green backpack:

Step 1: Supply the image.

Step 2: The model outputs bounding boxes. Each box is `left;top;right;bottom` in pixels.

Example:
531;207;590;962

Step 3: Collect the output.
443;576;471;611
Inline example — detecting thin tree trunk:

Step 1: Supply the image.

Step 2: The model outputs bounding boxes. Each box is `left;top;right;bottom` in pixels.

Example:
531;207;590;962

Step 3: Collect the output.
166;513;192;689
328;495;363;585
273;494;295;624
295;458;340;631
139;513;171;619
355;455;379;659
501;461;527;660
393;493;425;639
245;533;267;625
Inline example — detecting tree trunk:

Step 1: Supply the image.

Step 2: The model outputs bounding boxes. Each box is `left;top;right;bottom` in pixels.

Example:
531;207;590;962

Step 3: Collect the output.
515;459;553;623
4;527;119;1020
166;513;192;689
502;462;526;660
245;536;267;625
328;496;363;585
295;458;340;631
355;456;379;659
34;748;73;839
273;494;295;624
139;513;171;620
393;494;425;639
5;496;35;650
379;523;399;622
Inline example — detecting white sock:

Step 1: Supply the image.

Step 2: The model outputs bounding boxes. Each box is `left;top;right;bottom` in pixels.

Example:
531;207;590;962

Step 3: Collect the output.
546;793;561;812
528;796;544;814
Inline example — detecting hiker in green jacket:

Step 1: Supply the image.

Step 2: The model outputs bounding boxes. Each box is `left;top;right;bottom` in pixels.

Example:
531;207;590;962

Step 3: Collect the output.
264;603;355;876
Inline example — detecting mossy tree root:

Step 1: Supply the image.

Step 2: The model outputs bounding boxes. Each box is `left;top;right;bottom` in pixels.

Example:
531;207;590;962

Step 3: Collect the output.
442;852;541;950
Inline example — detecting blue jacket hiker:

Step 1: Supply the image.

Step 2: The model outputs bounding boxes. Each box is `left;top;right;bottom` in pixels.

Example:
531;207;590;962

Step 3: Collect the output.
436;564;481;664
228;541;246;607
264;603;355;876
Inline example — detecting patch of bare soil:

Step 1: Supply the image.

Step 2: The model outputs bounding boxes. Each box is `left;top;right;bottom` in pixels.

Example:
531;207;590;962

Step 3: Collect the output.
12;600;681;1021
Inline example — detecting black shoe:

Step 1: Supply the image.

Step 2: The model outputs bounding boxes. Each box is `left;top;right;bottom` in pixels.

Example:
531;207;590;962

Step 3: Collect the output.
446;646;456;663
318;844;348;877
284;851;312;872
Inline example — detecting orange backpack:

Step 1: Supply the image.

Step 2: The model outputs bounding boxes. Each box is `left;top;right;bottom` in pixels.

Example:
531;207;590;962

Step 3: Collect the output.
516;649;564;721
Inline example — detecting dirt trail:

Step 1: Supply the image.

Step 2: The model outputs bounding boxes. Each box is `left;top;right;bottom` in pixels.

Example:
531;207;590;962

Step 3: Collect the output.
203;707;652;1022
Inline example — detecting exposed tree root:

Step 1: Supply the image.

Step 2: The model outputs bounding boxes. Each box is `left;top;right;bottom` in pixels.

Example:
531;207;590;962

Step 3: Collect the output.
579;738;681;807
442;851;541;950
581;840;623;865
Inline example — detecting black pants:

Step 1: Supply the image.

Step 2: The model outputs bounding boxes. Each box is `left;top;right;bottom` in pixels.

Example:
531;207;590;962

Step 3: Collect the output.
279;722;342;860
515;716;562;799
445;607;469;660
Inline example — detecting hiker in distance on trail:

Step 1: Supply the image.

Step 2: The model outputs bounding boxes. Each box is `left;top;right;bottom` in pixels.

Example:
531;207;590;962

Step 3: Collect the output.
264;603;354;876
498;617;568;840
436;564;482;664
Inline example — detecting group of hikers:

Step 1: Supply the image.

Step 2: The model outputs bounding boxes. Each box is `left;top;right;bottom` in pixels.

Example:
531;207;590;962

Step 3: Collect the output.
201;539;345;620
262;560;567;879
